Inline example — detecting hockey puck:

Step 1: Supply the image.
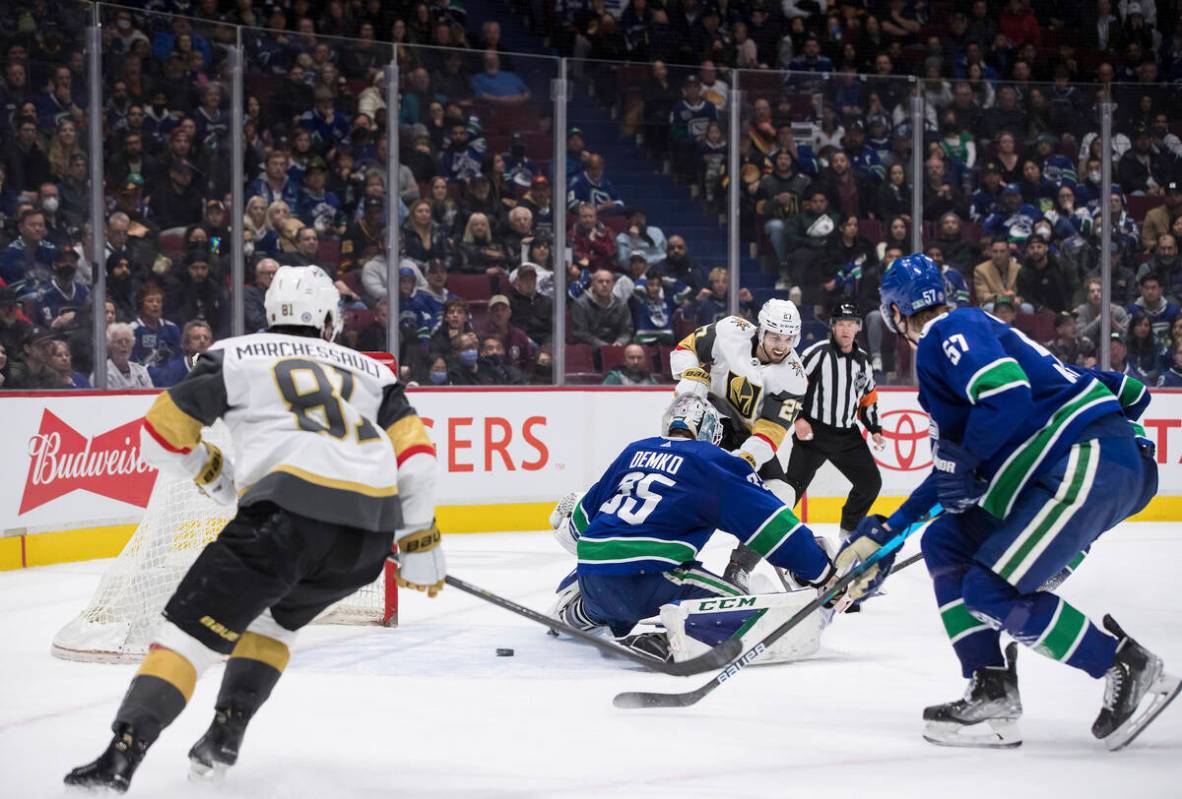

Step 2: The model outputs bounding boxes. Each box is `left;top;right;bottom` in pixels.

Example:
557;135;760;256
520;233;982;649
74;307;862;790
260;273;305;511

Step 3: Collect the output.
496;648;515;657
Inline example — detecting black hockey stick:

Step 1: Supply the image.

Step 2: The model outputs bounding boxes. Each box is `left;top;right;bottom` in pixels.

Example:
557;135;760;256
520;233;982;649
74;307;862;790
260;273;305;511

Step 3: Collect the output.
444;575;742;676
613;508;940;709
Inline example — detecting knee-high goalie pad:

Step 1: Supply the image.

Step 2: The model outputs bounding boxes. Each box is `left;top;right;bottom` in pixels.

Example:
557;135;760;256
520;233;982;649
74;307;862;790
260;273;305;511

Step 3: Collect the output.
661;590;826;666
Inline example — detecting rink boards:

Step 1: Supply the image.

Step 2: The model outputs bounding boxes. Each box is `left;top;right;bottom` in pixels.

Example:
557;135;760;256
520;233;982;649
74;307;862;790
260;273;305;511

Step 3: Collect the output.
1;386;1181;569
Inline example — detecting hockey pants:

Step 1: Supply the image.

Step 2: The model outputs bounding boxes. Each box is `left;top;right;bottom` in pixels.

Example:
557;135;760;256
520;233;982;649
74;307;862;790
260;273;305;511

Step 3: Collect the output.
578;564;744;638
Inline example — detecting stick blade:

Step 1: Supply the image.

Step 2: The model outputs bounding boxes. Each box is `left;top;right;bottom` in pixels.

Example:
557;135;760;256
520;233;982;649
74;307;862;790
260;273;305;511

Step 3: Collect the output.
613;688;704;709
662;639;742;676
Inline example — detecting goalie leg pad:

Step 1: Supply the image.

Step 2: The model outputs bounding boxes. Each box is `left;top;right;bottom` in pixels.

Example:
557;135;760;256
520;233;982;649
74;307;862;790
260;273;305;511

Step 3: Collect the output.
661;590;824;666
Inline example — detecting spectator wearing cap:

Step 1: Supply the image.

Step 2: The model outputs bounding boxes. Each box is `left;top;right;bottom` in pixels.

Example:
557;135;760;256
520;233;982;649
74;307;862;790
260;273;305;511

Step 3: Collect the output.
248;151;301;209
245;257;278;333
149;319;213;388
167;251;228;338
572;269;632;349
148;159;204;231
340;196;386;273
296;157;345;238
1127;272;1181;347
0;286;31;361
470;51;530;106
982;183;1044;242
479;294;536;373
670;76;718;182
509;263;554;345
1018;234;1076;314
34;248;88;331
1108;331;1141;379
604;342;660;385
8;327;67;389
970;162;1006;223
518;175;553;235
569;202;618;274
1142;182;1182;250
1118;125;1170;196
0;208;57;285
94;321;153;390
614;208;667;271
1047;311;1096;367
974;239;1032;313
568;154;626;216
131;283;181;367
454;174;502;238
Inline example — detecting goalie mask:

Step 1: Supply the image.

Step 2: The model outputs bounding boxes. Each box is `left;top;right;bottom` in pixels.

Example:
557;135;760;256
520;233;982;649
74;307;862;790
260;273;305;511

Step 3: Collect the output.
264;265;343;340
661;395;724;446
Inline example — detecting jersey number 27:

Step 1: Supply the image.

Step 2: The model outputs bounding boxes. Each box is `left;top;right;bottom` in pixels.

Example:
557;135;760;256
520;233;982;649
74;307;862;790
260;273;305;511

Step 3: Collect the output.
599;471;675;525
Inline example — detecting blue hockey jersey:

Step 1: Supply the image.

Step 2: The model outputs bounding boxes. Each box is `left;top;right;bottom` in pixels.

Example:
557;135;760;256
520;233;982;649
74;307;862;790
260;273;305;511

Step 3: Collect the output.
570;437;813;577
889;308;1124;527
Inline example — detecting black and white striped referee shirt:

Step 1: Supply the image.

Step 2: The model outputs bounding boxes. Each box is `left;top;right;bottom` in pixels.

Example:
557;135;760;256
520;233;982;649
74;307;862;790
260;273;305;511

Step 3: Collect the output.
798;338;882;433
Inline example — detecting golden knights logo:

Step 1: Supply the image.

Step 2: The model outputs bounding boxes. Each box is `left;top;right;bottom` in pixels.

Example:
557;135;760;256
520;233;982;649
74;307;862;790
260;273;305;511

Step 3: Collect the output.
727;372;762;418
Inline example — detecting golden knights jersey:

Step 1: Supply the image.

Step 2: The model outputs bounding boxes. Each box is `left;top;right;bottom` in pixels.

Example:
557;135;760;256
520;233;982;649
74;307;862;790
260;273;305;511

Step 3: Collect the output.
141;333;435;533
670;315;808;454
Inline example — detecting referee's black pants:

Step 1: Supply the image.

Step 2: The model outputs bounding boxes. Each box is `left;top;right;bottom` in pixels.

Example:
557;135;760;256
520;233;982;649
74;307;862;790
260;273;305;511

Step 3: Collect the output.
784;419;882;533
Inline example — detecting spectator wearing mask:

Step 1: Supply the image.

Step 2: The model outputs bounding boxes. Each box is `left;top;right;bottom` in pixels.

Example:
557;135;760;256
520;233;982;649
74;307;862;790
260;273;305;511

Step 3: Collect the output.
95;323;152;387
446;331;483;385
149;319;213;387
0;208;57;285
569;202;618;273
1074;276;1130;343
478;294;535;372
475;336;526;385
614;207;667;270
1017;234;1075;313
244;257;278;333
603;342;659;385
509;263;553;346
572;269;632;349
567;154;626;215
34;248;88;331
425;355;452;386
1047;311;1096;367
1127;272;1180;348
36;181;70;249
974;239;1031;313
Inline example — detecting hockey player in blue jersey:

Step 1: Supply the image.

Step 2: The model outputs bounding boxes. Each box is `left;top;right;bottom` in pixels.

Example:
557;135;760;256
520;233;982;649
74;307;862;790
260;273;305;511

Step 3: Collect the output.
550;395;835;660
837;253;1178;750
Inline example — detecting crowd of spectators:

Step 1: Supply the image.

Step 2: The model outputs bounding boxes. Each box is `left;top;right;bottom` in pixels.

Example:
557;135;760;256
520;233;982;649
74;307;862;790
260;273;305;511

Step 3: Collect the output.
0;1;1180;390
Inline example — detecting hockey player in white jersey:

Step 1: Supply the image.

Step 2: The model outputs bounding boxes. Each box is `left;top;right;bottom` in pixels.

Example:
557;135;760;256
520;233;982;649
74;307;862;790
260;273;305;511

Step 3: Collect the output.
65;266;442;792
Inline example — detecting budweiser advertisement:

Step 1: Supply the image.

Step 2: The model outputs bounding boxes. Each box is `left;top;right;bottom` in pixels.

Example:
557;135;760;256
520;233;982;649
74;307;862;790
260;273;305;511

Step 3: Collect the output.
2;388;1180;537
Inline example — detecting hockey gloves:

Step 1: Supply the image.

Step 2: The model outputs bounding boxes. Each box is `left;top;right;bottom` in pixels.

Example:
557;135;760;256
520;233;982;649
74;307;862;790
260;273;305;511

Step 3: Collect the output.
394;521;446;598
194;443;236;507
834;514;897;603
675;367;711;400
722;543;762;592
932;440;986;514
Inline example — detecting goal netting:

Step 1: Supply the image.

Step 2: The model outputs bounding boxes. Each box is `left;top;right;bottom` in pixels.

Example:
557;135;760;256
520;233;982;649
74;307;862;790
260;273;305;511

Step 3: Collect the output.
51;422;398;664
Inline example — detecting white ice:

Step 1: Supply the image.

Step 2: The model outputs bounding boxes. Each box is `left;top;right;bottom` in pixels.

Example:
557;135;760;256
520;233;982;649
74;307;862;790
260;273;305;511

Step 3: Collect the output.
2;523;1180;798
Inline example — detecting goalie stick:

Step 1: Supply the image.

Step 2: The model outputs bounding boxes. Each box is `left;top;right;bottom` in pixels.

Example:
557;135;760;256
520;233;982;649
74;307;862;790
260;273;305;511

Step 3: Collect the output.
613;507;941;709
444;575;742;676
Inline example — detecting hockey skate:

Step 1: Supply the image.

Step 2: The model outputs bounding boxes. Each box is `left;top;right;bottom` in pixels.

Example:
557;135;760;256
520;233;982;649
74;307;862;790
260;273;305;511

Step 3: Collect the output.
64;725;149;793
923;642;1023;748
1092;615;1181;751
617;631;672;662
188;708;250;782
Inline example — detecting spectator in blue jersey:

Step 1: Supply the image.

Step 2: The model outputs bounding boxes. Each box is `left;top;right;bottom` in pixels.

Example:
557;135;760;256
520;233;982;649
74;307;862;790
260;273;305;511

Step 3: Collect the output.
131;284;181;368
1017;159;1057;210
148;320;213;388
296;157;345;238
1127;273;1181;348
470;51;530;105
565;127;589;181
840;121;883;183
789;35;834;72
1158;340;1182;387
248;151;300;209
299;87;351;155
982;184;1043;242
670;75;717;181
0;208;57;285
969;162;1005;223
34;248;89;332
614;207;667;269
568;154;626;215
630;277;677;346
412;258;455;337
926;245;972;308
439;119;486;182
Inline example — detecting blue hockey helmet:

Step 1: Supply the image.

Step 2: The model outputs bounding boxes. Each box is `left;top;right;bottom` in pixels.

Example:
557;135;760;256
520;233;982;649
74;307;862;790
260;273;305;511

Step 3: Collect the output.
879;253;946;333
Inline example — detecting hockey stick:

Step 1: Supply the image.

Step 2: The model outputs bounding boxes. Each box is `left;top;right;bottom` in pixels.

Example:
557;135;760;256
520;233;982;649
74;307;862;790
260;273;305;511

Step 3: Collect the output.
613;507;941;709
444;575;742;677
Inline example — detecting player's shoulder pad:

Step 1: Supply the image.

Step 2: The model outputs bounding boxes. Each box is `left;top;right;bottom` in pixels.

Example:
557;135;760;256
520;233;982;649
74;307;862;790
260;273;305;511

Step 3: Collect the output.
716;315;758;341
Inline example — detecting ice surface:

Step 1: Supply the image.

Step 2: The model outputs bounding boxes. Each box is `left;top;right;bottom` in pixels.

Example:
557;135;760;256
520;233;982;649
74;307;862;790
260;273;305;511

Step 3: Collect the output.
2;524;1180;798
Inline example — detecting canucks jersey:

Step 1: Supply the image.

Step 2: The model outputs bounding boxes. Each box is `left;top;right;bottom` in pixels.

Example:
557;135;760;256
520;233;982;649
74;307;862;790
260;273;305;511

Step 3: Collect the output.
670;316;808;456
141;333;436;533
569;436;821;579
897;308;1124;524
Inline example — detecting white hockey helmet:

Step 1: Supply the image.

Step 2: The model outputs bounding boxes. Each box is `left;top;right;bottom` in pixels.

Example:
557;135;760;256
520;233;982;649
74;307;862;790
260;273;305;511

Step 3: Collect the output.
661;394;724;446
264;265;342;340
758;298;801;348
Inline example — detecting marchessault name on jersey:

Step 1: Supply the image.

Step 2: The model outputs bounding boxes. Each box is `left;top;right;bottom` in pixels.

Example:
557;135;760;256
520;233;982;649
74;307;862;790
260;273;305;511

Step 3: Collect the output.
233;339;385;379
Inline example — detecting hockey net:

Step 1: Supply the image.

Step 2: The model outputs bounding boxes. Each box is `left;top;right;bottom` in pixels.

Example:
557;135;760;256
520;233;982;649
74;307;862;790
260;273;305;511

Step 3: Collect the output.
51;421;398;664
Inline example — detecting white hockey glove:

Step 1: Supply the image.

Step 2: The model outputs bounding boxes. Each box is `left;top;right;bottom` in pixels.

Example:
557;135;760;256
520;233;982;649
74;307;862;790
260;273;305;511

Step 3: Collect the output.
193;442;236;507
394;521;446;598
550;491;583;556
674;366;711;399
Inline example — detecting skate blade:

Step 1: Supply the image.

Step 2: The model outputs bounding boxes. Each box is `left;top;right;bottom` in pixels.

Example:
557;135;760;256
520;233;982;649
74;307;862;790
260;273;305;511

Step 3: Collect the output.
1104;671;1182;752
923;718;1022;749
188;757;229;784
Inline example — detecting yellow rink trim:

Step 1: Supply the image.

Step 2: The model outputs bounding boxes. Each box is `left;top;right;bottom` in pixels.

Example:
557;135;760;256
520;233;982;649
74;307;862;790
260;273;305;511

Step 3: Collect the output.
4;497;1180;571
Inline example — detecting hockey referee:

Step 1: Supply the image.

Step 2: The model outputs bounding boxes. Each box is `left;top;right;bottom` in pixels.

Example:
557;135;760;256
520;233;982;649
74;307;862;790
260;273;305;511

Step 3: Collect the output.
785;301;885;540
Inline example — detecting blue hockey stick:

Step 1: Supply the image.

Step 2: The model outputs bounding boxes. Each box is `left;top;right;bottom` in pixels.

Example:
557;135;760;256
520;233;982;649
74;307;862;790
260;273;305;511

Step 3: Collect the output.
613;506;943;709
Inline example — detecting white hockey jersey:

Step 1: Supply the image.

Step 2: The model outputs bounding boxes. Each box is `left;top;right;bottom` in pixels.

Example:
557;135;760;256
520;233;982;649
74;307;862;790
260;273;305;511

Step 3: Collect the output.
669;315;808;463
140;333;436;533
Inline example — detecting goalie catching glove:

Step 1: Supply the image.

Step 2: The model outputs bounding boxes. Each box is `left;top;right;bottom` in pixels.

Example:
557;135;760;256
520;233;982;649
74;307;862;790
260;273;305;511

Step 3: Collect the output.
394;521;447;597
193;442;236;507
